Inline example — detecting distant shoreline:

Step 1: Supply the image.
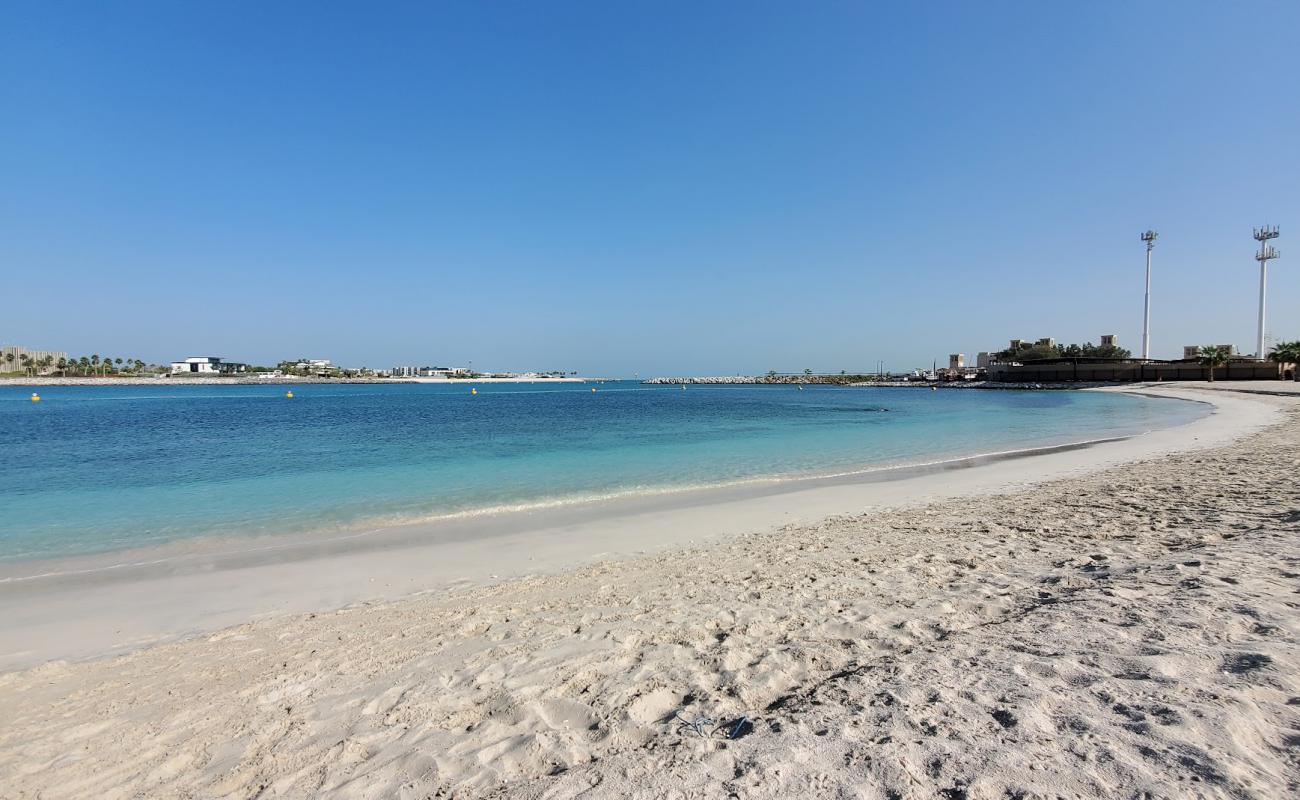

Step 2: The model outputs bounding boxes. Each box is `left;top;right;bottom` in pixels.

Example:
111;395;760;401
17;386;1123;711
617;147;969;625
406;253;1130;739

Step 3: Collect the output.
1;375;591;387
2;375;1190;390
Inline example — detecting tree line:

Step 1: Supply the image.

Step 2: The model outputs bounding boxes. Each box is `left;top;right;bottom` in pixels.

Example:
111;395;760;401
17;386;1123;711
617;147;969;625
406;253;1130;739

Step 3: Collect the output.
2;353;151;377
1194;341;1298;382
995;341;1133;362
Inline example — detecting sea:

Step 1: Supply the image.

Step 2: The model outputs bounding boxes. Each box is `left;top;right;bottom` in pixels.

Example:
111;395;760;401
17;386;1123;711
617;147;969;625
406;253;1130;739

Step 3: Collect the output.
0;381;1206;562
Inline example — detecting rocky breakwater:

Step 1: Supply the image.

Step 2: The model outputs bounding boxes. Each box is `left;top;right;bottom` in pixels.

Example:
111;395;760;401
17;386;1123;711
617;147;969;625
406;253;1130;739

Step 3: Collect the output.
643;377;1117;390
854;380;1126;390
644;375;876;385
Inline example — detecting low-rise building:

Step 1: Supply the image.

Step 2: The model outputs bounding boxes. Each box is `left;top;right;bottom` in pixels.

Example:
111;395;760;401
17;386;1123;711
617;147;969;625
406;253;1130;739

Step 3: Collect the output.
170;357;248;375
391;366;469;378
1181;344;1237;361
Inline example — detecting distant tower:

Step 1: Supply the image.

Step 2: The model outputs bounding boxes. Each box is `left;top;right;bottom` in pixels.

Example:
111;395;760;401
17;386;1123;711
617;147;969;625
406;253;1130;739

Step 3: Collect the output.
1253;226;1280;360
1140;230;1157;360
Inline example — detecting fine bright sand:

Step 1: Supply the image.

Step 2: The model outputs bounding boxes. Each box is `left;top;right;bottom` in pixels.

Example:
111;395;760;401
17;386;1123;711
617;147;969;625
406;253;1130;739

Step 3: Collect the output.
0;387;1297;799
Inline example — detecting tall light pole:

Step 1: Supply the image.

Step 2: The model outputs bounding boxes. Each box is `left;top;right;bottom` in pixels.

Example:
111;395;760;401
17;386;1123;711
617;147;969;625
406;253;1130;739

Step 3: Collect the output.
1253;225;1280;360
1140;230;1158;360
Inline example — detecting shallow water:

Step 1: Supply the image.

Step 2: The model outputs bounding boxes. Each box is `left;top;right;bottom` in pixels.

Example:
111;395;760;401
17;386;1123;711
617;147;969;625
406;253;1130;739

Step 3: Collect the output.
0;382;1205;561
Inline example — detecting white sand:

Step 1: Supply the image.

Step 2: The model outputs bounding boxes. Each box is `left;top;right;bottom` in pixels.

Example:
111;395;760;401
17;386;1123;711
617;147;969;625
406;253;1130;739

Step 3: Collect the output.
0;385;1296;798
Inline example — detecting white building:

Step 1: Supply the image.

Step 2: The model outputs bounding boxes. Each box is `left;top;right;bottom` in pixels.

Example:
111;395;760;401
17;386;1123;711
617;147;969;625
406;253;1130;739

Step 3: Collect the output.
170;357;248;375
1182;344;1237;361
391;366;469;378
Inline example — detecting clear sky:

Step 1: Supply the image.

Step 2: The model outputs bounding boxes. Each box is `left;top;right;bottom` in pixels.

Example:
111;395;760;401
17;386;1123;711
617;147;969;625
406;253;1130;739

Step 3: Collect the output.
3;1;1297;375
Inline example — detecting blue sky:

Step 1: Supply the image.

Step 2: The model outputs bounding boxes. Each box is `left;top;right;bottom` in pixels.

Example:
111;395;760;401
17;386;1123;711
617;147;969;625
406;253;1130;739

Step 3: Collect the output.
2;1;1297;375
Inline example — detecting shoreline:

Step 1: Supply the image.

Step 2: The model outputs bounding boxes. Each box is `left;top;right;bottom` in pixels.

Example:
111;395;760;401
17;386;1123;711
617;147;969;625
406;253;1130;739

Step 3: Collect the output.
0;433;1142;582
0;386;1204;575
0;386;1274;671
0;385;1294;797
1;375;593;387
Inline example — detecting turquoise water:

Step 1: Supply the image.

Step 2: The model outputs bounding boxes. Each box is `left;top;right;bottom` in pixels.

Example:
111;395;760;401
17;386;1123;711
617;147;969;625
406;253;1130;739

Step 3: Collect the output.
0;382;1204;561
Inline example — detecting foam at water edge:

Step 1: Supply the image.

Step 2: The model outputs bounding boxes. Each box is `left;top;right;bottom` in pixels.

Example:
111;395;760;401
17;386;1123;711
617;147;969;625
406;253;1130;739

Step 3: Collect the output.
0;431;1141;583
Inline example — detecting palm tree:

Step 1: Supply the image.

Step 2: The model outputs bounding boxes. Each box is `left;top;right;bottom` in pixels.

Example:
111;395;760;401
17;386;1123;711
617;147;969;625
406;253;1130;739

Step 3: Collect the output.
90;354;100;376
1269;340;1300;381
1198;345;1232;383
79;356;90;376
3;352;13;373
133;359;145;373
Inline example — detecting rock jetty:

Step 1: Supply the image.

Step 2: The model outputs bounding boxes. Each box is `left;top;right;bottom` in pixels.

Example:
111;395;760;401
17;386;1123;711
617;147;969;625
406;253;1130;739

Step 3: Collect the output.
645;377;1118;390
645;375;876;385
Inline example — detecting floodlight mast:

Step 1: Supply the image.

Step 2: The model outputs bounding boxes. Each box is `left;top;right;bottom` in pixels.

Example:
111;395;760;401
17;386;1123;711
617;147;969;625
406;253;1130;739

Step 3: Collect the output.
1140;230;1158;360
1253;226;1280;361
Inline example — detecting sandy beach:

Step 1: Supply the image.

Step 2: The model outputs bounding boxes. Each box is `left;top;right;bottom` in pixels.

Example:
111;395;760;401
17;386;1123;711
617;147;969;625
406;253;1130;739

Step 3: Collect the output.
1;385;1297;798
